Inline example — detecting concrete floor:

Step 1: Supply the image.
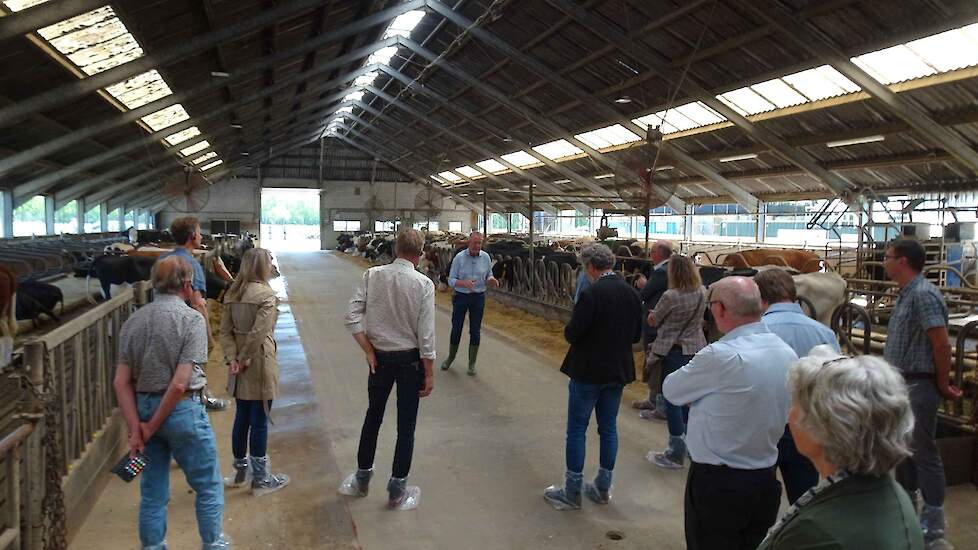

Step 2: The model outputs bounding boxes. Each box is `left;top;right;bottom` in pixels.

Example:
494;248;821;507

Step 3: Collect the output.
71;250;978;549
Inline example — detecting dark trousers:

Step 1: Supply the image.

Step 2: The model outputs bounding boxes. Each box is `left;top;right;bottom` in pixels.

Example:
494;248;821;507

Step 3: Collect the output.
661;346;692;437
896;381;946;506
356;349;424;479
231;399;272;459
685;462;781;550
777;426;818;504
449;292;485;347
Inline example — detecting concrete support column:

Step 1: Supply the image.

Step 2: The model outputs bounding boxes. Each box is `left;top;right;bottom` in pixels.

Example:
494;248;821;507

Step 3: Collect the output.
76;199;85;234
99;203;108;233
118;206;125;230
319;185;328;251
756;202;767;243
44;195;55;235
683;204;694;243
0;189;13;238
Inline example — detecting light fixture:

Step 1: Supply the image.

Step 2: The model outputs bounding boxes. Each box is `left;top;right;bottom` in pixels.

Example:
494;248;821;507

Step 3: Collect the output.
826;135;885;148
594;173;615;179
240;152;250;156
501;136;513;142
553;179;571;184
655;165;674;171
719;153;759;163
230;122;243;129
211;71;230;78
614;96;633;104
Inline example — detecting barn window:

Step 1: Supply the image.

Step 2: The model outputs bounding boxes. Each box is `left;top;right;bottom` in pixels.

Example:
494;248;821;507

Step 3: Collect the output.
448;221;463;232
333;220;361;231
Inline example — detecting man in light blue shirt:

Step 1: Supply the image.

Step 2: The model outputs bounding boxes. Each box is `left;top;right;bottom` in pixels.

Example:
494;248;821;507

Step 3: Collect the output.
664;276;797;550
756;268;840;505
441;232;498;375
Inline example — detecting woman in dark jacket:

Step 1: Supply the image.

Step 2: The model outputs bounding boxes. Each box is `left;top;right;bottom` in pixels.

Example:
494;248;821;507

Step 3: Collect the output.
543;243;642;510
757;346;924;550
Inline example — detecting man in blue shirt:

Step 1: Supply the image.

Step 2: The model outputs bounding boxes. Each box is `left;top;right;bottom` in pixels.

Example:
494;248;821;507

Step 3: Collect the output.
159;217;227;411
756;268;840;504
440;232;498;375
664;276;797;550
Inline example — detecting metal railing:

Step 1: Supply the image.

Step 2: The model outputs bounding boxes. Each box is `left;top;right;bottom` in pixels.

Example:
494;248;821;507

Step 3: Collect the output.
0;424;34;550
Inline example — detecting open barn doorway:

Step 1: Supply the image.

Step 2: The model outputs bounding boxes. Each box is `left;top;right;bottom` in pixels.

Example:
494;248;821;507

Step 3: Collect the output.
260;188;321;252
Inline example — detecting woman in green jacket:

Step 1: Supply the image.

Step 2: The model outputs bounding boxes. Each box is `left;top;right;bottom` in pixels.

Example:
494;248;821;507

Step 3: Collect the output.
757;347;924;550
220;248;289;497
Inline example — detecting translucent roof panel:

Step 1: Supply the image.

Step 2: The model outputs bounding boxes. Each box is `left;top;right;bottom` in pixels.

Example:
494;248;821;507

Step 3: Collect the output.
164;126;201;146
500;150;540;168
575;124;641;149
179;141;211;157
454;166;481;178
335;105;354;114
437;171;462;182
476;158;508;173
383;11;426;39
750;79;808;109
192;152;218;165
852;44;937;85
3;0;52;10
200;160;223;172
344;91;366;102
674;102;726;126
904;24;978;72
717;87;775;115
532;139;583;160
430;175;447;185
105;70;173;109
367;46;399;66
632;112;679;133
141;104;190;131
782;65;860;101
35;6;144;76
353;71;379;87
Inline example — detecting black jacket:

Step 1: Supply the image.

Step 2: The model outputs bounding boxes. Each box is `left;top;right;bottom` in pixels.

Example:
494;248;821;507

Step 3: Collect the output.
640;261;669;343
560;273;643;385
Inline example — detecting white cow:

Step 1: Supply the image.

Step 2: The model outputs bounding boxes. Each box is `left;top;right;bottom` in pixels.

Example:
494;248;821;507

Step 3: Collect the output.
793;271;847;327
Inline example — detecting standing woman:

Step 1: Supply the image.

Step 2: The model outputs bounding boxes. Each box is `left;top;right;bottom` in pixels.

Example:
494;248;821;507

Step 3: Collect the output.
646;255;707;470
220;248;290;496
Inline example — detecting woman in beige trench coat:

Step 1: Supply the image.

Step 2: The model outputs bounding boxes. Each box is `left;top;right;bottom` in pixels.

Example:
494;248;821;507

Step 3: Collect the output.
219;247;289;496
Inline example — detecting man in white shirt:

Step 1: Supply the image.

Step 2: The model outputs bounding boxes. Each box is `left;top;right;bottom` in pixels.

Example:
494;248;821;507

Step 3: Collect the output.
341;229;435;509
663;276;797;550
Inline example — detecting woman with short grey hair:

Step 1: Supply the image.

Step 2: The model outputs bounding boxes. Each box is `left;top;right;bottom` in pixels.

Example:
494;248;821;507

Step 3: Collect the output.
757;345;924;549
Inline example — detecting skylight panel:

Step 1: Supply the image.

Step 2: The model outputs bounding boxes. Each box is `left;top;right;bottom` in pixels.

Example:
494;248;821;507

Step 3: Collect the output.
717;87;776;115
575;124;641;149
383;10;426;39
164;126;201;146
674;102;726;126
632;112;679;133
500;150;540;168
354;71;379;87
852;45;936;85
180;141;211;157
751;79;808;109
533;139;583;160
782;66;857;101
476;159;508;173
192;152;218;165
141;104;190;131
430;175;447;185
105;70;173;108
438;171;462;182
200;160;223;172
3;0;51;10
905;25;978;72
344;91;366;103
367;46;399;66
455;166;481;178
35;6;145;76
336;105;354;114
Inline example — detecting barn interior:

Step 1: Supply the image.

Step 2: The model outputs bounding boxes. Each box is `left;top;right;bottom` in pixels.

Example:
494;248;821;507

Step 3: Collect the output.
2;0;978;548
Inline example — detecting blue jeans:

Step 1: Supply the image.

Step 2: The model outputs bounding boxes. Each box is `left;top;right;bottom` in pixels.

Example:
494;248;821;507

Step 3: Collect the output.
565;379;624;474
450;292;485;347
137;393;224;547
662;347;692;459
232;399;272;459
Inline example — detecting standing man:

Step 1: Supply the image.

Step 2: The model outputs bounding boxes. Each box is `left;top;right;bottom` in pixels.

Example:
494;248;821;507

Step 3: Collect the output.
341;229;435;509
159;217;227;411
884;238;960;547
664;277;797;550
755;268;840;504
113;256;230;550
441;231;499;375
543;243;642;509
632;240;672;415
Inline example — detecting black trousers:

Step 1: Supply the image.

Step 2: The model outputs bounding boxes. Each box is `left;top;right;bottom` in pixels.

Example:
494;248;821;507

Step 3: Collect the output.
356;349;424;479
685;461;781;550
777;426;818;504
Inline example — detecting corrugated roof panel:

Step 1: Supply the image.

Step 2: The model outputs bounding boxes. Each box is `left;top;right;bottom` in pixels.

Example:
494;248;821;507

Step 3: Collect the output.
179;141;211;157
2;0;52;10
476;159;508;173
141;104;190;131
852;44;937;85
717;87;775;115
192;152;218;165
500;150;541;168
575;124;641;149
438;171;462;182
533;139;583;160
781;66;858;101
164;126;201;146
35;6;145;76
751;79;808;109
200;160;223;172
106;70;173;108
455;166;481;178
905;24;978;72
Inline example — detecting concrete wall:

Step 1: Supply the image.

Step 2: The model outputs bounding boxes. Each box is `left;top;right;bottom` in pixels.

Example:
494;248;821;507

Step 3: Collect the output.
320;180;475;249
158;178;260;234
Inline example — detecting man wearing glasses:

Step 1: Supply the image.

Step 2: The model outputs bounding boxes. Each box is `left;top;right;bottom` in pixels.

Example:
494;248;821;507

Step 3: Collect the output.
663;276;798;550
883;238;960;547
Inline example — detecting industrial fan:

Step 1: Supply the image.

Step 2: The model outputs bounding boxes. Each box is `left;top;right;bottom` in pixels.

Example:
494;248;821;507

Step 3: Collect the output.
612;127;678;211
165;165;211;212
415;186;443;228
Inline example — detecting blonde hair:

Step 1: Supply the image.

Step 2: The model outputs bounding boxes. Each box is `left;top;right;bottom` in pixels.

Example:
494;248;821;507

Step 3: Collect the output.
226;248;273;302
667;255;702;292
395;229;425;257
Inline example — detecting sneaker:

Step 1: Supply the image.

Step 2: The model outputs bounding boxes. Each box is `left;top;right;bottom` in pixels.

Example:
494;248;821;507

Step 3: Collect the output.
639;409;667;421
647;451;683;470
632;399;655;410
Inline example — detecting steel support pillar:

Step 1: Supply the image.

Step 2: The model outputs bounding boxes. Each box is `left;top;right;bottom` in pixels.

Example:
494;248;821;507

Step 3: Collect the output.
0;189;13;238
99;203;108;233
44;195;55;235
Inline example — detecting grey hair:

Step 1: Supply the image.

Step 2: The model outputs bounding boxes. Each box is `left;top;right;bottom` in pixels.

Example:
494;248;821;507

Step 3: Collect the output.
151;255;193;295
580;243;615;271
788;345;914;476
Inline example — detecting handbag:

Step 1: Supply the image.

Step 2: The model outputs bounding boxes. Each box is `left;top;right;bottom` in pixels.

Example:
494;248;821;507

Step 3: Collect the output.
643;292;704;383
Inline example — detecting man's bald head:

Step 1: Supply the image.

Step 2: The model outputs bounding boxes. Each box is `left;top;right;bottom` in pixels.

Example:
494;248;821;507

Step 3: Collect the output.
709;276;763;332
650;240;674;263
152;255;194;295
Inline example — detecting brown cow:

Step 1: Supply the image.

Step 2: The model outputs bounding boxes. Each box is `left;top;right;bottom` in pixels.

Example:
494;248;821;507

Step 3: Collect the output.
0;265;17;336
722;248;822;273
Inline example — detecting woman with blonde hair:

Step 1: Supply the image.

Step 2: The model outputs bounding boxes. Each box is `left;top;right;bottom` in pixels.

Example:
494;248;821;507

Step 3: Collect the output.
646;254;708;469
219;247;289;496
